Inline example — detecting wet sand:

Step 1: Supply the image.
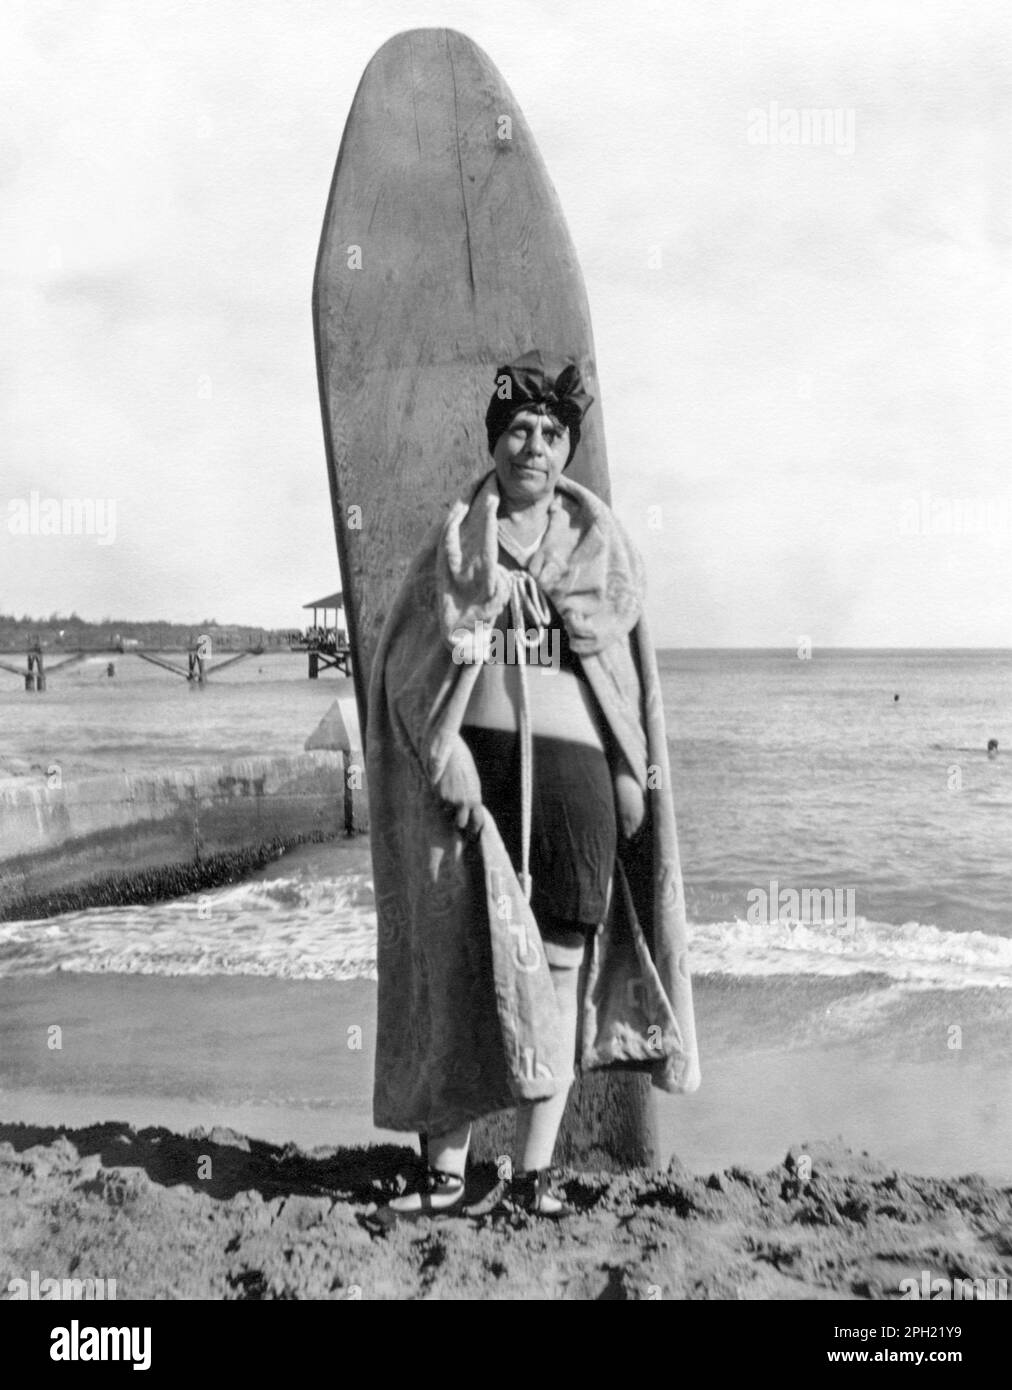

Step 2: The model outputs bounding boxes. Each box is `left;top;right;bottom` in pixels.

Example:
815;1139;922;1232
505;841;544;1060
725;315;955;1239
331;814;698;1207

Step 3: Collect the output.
1;973;1009;1182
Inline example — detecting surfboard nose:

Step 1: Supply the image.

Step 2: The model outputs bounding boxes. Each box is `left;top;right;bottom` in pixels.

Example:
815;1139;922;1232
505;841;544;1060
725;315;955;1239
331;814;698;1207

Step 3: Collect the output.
375;27;491;55
362;28;500;86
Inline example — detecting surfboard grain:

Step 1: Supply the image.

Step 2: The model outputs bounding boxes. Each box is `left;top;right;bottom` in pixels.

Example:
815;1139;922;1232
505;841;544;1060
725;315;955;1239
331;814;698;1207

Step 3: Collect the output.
314;27;610;725
314;29;654;1169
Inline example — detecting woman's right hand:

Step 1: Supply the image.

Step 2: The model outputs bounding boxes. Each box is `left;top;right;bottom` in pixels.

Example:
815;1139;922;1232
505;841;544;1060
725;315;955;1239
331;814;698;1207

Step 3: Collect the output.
432;735;485;839
439;493;510;653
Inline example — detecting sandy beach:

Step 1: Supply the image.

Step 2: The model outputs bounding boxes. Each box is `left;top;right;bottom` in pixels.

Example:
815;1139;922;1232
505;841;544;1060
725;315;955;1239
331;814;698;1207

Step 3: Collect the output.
2;1122;1010;1300
2;967;1010;1300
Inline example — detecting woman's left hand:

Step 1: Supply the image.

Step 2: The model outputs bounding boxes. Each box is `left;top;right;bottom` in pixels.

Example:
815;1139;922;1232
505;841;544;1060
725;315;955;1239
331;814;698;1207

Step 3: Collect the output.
614;762;646;840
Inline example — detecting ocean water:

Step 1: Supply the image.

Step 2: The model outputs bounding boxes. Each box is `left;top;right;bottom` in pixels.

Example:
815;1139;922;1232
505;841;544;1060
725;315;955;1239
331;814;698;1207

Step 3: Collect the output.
2;648;1009;1174
0;649;338;782
2;648;1009;989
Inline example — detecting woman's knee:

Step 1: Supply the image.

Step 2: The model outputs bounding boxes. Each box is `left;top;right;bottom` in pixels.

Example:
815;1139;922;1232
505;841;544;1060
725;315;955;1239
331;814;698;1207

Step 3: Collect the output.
541;921;589;972
548;960;581;999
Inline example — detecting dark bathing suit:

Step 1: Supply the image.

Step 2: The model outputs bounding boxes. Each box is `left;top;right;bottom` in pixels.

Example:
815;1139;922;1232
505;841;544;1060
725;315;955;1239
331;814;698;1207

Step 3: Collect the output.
460;586;617;946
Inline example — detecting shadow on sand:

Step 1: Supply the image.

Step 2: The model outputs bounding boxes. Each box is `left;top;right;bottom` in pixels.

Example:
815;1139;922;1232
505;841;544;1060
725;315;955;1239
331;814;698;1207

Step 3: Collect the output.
0;1119;422;1203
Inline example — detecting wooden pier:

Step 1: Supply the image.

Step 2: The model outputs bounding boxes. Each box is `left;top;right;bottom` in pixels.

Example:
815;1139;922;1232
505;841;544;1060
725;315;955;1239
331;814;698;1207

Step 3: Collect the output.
0;644;264;690
0;648;88;692
303;641;352;679
298;590;352;679
134;646;263;685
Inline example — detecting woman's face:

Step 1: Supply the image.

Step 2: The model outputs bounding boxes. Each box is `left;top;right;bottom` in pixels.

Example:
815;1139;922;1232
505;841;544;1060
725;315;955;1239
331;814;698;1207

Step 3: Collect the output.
492;408;570;506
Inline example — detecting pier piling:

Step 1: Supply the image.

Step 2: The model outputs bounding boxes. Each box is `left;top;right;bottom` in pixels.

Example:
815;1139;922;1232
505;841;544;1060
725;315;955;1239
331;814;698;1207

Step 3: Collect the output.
25;649;45;693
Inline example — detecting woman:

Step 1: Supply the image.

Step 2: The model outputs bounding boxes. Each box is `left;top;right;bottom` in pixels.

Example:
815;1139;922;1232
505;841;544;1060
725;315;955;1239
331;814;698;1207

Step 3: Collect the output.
367;351;700;1220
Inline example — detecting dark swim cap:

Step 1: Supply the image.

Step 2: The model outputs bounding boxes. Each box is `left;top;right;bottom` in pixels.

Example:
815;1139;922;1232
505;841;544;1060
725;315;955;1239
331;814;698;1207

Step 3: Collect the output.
485;350;594;465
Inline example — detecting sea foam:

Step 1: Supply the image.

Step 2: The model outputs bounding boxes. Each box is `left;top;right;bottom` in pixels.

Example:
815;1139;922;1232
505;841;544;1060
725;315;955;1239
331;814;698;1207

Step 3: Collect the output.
1;870;1010;993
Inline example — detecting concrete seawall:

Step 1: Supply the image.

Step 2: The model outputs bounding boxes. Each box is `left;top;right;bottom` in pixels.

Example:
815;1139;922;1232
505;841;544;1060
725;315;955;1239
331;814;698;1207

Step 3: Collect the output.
0;752;365;920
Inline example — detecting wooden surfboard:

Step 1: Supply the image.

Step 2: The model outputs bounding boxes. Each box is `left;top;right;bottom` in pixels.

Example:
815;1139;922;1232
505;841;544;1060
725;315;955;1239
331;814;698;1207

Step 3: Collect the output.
314;28;655;1171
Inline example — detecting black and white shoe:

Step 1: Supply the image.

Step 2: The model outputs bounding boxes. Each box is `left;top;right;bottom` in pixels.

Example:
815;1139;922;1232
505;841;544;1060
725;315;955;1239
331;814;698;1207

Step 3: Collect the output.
511;1168;576;1219
382;1167;467;1222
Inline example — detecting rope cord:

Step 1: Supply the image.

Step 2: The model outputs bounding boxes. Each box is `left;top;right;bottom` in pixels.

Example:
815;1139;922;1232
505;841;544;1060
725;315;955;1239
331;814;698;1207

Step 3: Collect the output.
506;569;553;903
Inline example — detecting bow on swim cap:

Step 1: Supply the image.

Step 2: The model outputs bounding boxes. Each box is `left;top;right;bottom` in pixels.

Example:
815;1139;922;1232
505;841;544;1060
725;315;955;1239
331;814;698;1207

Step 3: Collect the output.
485;350;594;465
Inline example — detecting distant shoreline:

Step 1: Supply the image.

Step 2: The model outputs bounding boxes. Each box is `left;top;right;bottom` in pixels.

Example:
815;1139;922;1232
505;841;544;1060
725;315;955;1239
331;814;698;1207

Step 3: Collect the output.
3;641;1011;657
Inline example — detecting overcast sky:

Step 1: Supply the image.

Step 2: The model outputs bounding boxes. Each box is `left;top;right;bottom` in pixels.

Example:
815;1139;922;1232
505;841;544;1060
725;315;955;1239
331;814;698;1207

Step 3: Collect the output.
2;0;1009;645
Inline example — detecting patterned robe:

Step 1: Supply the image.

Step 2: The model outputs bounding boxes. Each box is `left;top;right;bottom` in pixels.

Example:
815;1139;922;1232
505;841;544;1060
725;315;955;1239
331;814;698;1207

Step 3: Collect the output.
368;471;700;1135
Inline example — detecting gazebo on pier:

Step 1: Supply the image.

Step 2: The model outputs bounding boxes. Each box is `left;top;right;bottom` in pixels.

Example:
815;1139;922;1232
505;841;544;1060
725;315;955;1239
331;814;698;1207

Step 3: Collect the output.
300;591;351;678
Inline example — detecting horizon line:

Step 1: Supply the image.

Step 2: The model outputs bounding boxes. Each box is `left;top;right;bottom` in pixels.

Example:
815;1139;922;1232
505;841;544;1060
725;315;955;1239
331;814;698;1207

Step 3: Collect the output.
655;644;1012;652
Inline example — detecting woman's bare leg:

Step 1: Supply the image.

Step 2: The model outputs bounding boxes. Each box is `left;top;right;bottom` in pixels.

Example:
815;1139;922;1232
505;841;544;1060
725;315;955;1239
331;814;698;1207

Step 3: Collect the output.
516;959;581;1172
427;1122;471;1178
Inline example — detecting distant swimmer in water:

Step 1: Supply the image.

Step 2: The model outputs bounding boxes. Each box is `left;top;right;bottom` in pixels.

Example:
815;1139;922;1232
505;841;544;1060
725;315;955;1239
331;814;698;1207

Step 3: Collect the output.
931;738;999;755
893;693;900;702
